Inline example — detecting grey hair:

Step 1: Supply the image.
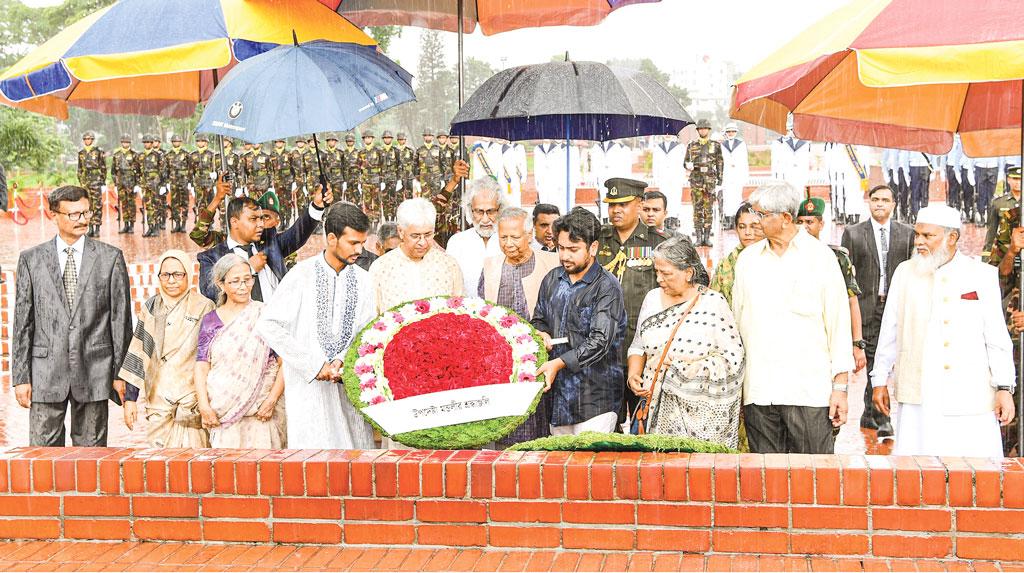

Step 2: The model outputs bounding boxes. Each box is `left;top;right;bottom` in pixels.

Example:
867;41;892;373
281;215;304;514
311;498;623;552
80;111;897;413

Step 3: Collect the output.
212;253;251;307
653;236;704;285
377;221;399;243
748;180;803;218
396;197;437;230
462;177;507;224
496;207;533;232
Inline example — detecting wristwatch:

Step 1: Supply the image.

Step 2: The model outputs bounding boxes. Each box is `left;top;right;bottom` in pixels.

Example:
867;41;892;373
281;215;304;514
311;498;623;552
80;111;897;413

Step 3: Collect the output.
852;339;866;350
997;385;1014;393
832;383;848;392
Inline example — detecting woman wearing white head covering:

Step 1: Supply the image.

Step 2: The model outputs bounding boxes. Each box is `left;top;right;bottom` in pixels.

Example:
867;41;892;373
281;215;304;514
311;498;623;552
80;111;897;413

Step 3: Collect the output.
117;250;215;448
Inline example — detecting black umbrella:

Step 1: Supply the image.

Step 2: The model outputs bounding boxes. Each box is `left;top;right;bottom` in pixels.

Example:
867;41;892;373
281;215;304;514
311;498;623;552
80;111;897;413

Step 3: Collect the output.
450;59;693;212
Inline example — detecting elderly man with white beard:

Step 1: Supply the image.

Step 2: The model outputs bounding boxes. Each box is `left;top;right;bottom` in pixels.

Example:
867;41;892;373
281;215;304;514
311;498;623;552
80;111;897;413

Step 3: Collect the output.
871;204;1016;457
446;177;506;294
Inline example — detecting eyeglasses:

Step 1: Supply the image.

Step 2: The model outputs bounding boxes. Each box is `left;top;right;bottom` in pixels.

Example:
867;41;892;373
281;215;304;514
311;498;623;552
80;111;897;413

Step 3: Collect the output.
472;208;500;218
158;272;187;282
225;276;256;289
408;231;435;243
751;209;777;220
57;210;93;222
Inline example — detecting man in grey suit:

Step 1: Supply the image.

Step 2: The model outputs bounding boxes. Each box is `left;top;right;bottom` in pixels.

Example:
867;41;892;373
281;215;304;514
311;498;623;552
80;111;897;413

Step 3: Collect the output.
841;184;915;440
13;185;132;446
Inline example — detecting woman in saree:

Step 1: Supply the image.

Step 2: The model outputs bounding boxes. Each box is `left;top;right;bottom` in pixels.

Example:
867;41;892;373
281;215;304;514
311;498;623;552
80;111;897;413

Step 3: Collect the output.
627;237;745;448
194;253;286;448
709;203;764;307
117;250;214;448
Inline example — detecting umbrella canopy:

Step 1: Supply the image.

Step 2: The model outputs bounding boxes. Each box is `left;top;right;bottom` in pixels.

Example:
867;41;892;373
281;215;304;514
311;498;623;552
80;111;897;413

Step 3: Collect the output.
731;0;1024;157
320;0;660;35
449;60;692;141
196;41;415;144
0;0;374;120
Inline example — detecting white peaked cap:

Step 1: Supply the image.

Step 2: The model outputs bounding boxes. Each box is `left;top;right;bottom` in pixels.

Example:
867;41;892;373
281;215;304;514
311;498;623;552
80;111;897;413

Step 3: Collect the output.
916;205;962;228
724;122;739;132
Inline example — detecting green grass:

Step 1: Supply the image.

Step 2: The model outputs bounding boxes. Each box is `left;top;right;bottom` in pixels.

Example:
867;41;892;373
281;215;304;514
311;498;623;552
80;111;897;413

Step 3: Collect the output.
506;431;736;453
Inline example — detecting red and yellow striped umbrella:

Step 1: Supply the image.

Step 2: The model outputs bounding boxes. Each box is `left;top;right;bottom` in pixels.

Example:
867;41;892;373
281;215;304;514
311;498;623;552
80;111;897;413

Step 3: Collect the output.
731;0;1024;157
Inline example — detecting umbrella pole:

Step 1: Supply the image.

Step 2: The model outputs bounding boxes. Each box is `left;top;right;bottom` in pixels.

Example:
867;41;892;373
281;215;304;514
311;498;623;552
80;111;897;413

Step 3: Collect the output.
457;0;466;231
212;68;230;234
565;122;571;214
312;133;329;197
1018;78;1023;452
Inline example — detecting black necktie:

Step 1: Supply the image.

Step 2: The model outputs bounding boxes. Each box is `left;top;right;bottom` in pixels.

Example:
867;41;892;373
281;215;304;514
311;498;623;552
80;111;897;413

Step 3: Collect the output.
236;244;263;302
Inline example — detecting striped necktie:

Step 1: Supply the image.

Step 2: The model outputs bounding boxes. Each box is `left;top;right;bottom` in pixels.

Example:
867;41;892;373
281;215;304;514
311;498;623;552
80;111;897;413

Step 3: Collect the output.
879;226;888;296
63;247;78;311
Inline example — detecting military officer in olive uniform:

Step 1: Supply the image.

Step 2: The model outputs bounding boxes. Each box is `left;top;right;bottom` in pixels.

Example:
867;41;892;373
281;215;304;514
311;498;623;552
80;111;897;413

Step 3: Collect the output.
245;142;272;198
684;118;724;247
396;133;417;199
190;134;218;229
136;134;164;237
985;166;1022;267
109;134;139;234
150;135;169;230
319;134;345;204
163;135;191;233
417;129;443;197
77;131;107;237
359;131;384;219
291;136;312;213
987;167;1023;297
269;138;297;226
379;130;401;220
341;133;362;204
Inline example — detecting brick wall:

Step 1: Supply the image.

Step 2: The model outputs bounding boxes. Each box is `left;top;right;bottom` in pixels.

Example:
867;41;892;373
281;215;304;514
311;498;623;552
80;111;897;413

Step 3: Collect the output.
0;448;1022;560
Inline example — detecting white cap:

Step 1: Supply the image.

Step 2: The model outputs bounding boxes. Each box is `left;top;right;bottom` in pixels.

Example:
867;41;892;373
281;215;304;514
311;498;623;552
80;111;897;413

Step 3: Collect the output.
916;205;961;229
724;122;739;132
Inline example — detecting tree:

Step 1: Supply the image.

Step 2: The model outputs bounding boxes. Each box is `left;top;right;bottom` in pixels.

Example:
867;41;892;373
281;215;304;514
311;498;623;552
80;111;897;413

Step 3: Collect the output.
367;26;401;55
0;107;65;171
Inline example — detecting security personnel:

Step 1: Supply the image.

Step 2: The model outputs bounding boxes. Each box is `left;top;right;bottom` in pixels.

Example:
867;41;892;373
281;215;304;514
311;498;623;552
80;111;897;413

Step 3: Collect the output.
417;129;443;197
136;134;165;237
246;142;272;198
152;134;169;230
303;135;321;207
269;138;297;226
986;167;1022;295
438;131;454;182
164;135;191;233
238;141;256;191
290;136;311;213
985;166;1022;263
380;130;401;220
396;132;417;199
796;197;861;299
77;131;107;237
341;133;362;204
190;134;218;230
320;133;346;204
109;134;138;234
221;137;242;186
359;131;383;219
684;117;724;247
447;135;466;185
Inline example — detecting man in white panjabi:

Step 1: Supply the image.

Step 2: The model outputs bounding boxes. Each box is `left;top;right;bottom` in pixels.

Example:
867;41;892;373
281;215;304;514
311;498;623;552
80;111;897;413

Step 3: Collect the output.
871;204;1016;457
257;202;376;449
369;197;464;313
446;178;505;295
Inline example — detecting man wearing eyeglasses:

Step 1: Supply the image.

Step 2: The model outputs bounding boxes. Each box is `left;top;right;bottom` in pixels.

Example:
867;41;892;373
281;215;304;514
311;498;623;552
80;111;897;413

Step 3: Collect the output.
446;177;506;296
12;185;132;447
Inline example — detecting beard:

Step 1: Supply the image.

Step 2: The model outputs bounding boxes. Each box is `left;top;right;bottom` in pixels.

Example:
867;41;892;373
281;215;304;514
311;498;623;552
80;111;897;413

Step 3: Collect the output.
910;242;953;275
475;223;495;238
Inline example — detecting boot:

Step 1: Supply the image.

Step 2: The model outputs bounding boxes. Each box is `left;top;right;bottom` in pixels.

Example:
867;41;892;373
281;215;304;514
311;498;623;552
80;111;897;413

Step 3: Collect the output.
119;222;129;234
703;227;713;248
126;222;134;234
143;224;158;238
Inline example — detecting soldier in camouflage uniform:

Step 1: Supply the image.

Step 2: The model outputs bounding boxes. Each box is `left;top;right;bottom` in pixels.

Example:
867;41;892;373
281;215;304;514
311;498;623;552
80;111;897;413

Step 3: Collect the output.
221;138;242;185
358;131;383;219
151;135;169;230
269;138;297;227
396;133;417;199
379;130;401;220
319;134;346;204
164;134;191;233
985;166;1022;271
77;131;107;237
996;170;1024;456
438;132;454;183
190;134;218;231
417;129;443;198
137;134;165;237
244;143;272;198
447;136;466;186
341;133;362;204
109;133;138;234
684;117;724;247
290;137;311;214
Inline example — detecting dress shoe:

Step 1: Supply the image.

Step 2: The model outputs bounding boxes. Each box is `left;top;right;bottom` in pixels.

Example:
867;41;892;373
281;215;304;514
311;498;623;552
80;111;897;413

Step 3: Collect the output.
876;421;894;441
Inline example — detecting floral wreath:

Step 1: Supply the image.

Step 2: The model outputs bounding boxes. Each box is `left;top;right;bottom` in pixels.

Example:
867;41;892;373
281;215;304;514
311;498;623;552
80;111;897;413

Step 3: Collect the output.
343;295;549;449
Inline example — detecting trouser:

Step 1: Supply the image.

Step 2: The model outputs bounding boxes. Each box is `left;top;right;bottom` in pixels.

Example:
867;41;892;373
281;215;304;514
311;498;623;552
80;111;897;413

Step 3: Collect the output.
363;177;382;218
85;183;103;226
861;297;892;431
143;186;162;227
296;181;312;214
743;403;836;454
344;178;361;205
169;182;189;225
196;185;220;229
908;166;930;220
976;167;999;223
116;185;136;223
691;183;715;230
888;169;909;221
961;168;976;220
382;179;400;221
30;396;109;447
946;166;962;211
400;178;415;200
550;411;618;436
275;179;296;224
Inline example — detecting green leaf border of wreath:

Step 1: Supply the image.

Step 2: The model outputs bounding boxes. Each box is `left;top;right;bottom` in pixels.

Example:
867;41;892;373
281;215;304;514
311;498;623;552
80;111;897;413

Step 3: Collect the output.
342;296;550;449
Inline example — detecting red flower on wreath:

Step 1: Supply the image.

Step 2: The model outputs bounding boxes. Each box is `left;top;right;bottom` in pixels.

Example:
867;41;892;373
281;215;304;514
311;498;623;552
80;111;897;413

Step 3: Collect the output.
383;313;513;399
499;315;518;328
414;300;431;314
447;297;464;309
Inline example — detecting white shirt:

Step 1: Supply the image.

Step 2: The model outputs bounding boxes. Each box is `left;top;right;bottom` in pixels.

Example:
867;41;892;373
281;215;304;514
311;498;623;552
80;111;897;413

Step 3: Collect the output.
56;235;85;277
446;227;502;295
732;228;854;407
870;217;891;296
226;236;279;300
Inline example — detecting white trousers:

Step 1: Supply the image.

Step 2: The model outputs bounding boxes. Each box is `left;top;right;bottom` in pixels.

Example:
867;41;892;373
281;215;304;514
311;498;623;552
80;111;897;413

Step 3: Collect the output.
550;411;618;436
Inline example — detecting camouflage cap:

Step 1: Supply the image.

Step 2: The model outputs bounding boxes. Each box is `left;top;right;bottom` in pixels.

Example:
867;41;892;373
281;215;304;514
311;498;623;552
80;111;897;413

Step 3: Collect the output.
273;138;286;143
1009;166;1022;180
362;131;375;138
170;134;183;143
344;133;356;142
695;118;712;130
82;131;96;140
397;132;407;140
326;133;339;141
195;133;209;142
257;190;281;214
437;131;449;138
120;133;132;143
797;197;826;218
382;130;393;138
602;177;647;203
422;128;433;136
142;134;154;143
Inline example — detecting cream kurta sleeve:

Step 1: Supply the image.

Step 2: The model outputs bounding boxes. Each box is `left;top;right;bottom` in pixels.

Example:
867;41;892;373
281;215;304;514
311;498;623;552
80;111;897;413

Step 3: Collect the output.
256;261;328;384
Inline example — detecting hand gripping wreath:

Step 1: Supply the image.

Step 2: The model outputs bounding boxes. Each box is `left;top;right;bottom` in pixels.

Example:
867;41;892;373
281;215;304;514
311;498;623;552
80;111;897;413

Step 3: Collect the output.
343;296;548;449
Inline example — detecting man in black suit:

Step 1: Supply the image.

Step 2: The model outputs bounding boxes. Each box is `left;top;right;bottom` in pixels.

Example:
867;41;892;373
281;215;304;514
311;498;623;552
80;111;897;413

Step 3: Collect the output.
841;184;915;439
13;185;133;446
198;183;329;302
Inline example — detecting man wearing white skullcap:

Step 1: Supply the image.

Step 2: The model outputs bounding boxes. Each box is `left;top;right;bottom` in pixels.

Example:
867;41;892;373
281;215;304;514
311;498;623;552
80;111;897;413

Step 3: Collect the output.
870;204;1016;456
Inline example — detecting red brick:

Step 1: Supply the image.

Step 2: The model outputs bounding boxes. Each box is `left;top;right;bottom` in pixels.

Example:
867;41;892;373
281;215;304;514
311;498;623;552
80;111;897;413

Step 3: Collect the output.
30;456;54;492
201;497;270;518
713;531;789;554
562;502;635;524
493;451;522;498
132;496;199;518
256;452;288;497
273;522;342;544
636;529;711;552
872;508;950;531
274;497;342;520
489;526;560;548
0;459;9;493
867;457;894;506
417;524;487;547
765;454;790;503
166;452;194;494
0;520;60;539
64;519;132;540
203;520;270;543
280;450;316;496
328;450;358;497
792;507;867;530
305;454;329;497
563;528;634;550
637;504;711;527
143;457;167;493
715;504;788;528
471;451;501;499
791;534;868;556
1003;459;1024;508
688;454;714;501
639;453;666;501
444;450;475;498
812;455;841;505
191;456;214;495
417;500;487;523
8;457;30;493
344;523;415;545
838;456;868;506
591;452;617;501
133;519;201;541
122;456;144;494
871;535;951;558
892;457;921;506
662;454;689;502
789;454;814;504
968;459;1002;508
345;498;414;521
373;451;404;498
65;496;130;517
614;452;641;500
516;452;544;500
714;453;738;502
0;496;59;516
397;451;431;497
350;450;382;497
565;452;593;500
53;458;75;492
540;451;569;499
914;456;947;506
488;501;561;523
739;454;764;502
943;458;972;507
956;537;1024;561
956;509;1024;533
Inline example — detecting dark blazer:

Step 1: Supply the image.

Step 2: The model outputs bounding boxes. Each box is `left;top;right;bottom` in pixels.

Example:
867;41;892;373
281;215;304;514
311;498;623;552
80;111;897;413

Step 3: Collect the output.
13;237;133;403
841;218;915;321
198;205;321;302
